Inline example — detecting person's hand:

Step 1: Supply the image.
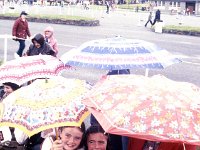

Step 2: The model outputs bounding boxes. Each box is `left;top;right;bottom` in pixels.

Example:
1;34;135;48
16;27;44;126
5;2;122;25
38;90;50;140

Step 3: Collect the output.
12;36;17;41
51;139;63;150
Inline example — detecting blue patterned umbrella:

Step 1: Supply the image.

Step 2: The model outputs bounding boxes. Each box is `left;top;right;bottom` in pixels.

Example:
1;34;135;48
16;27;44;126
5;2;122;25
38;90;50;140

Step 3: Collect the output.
61;37;181;70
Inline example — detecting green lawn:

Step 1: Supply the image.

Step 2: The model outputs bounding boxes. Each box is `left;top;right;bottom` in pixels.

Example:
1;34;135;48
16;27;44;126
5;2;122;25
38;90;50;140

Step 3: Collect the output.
1;12;94;20
163;25;200;32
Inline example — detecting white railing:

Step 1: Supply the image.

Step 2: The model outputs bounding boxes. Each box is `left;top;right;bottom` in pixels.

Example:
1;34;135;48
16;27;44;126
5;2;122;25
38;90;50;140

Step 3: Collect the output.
0;34;29;63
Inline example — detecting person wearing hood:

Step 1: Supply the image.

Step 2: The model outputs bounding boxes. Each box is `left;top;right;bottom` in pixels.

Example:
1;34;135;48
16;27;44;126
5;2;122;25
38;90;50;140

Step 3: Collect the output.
26;33;56;56
12;11;31;58
44;26;59;56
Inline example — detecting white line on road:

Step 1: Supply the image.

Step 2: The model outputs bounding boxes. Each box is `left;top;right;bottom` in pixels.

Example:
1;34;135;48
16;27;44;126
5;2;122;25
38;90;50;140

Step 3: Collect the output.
182;60;200;65
58;44;77;48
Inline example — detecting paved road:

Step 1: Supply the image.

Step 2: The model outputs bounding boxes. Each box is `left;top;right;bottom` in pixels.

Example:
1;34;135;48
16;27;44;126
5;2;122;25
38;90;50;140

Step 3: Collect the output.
0;5;200;87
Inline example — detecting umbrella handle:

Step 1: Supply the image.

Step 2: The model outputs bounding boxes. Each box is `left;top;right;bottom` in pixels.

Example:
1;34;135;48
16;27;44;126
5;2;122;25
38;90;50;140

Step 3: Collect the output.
55;128;59;140
183;143;186;150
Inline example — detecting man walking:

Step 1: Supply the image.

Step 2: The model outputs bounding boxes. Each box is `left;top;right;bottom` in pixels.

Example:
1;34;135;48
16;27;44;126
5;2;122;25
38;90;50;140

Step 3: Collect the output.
12;11;31;58
152;9;161;26
105;0;110;14
145;11;153;27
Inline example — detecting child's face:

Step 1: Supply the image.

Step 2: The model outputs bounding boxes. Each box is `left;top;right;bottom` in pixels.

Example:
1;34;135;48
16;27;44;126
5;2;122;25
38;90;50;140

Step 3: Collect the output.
87;133;108;150
59;127;83;150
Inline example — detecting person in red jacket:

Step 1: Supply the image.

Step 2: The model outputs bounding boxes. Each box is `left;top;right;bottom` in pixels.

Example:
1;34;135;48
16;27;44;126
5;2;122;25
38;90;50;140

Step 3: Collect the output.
12;11;31;58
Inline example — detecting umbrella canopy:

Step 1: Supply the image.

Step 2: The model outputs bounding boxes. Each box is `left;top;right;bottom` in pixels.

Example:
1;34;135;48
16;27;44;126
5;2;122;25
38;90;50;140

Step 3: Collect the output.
60;37;181;70
0;76;90;137
83;75;200;145
0;55;67;85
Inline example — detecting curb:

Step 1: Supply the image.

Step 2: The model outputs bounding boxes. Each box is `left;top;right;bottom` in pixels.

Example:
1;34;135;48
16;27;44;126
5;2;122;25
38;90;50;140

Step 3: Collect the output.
151;28;200;37
0;16;100;26
162;29;200;37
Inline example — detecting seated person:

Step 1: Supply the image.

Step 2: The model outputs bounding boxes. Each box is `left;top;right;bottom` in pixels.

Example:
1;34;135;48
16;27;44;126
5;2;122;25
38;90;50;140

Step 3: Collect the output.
26;33;56;57
85;125;111;150
41;122;85;150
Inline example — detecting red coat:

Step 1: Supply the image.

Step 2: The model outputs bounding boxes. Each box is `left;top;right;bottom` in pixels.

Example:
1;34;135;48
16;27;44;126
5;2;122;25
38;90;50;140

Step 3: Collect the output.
128;138;196;150
12;17;31;39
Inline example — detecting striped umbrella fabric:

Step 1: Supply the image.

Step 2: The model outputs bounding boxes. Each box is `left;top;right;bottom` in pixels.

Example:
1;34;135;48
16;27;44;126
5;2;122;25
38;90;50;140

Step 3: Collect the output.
0;55;66;85
61;37;181;70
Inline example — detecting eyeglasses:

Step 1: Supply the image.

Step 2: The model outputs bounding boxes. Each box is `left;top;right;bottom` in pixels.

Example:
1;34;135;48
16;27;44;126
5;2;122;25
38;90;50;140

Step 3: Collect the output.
45;31;50;32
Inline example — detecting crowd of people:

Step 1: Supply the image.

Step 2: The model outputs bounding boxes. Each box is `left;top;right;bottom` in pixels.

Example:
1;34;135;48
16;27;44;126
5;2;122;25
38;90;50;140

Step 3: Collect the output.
0;80;197;150
12;11;59;58
0;10;198;150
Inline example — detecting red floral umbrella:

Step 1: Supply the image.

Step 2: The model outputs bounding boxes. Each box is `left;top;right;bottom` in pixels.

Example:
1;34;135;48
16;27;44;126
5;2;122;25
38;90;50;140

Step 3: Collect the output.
0;55;67;85
83;74;200;145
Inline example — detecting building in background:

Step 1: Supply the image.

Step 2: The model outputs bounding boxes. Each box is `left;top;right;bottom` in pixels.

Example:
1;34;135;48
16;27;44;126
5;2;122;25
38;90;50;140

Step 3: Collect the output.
151;0;200;15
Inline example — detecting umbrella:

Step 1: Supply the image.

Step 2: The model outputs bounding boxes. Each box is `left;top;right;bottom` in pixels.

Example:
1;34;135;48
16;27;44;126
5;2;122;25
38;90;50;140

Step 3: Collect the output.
0;76;90;137
60;37;181;71
0;55;67;85
82;74;200;145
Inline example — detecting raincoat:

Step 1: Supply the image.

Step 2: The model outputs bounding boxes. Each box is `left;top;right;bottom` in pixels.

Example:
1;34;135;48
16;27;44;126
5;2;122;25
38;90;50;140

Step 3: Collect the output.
26;33;55;56
44;26;58;56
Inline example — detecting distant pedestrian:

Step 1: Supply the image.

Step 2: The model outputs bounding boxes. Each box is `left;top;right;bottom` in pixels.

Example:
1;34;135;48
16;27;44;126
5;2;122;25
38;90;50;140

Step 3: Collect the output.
152;9;161;25
105;0;110;14
186;7;190;15
136;5;139;12
12;11;31;58
44;26;59;56
145;11;153;27
83;0;90;10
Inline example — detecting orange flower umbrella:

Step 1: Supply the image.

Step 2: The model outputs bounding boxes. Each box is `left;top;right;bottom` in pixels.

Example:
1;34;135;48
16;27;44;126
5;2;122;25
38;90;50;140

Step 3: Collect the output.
0;55;67;85
0;76;90;137
83;75;200;145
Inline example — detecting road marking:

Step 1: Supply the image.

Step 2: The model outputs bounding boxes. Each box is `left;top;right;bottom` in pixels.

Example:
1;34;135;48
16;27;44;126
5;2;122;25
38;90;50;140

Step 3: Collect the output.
182;60;200;65
58;44;77;48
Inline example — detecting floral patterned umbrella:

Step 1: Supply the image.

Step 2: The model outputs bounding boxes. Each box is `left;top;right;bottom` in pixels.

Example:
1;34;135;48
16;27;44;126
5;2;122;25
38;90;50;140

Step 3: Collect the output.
0;76;90;137
82;75;200;145
0;55;67;85
60;37;181;70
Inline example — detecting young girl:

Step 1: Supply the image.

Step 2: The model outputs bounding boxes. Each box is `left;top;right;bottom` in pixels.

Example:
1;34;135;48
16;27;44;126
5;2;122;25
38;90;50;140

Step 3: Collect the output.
41;123;85;150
